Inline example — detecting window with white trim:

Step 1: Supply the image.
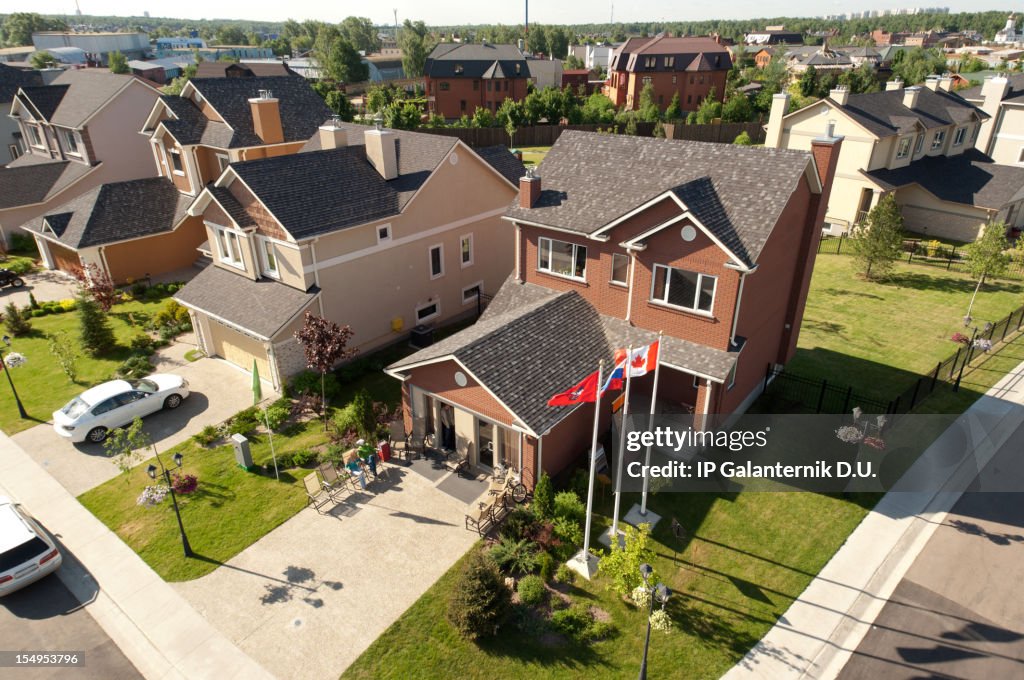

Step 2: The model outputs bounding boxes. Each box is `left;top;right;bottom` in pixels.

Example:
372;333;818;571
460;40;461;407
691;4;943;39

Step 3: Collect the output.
214;226;244;268
429;244;444;278
25;125;43;148
8;144;20;160
896;136;911;159
216;153;230;173
376;223;391;243
462;282;482;304
60;128;80;156
460;234;473;267
169;147;184;173
259;237;279;278
953;127;967;146
650;264;716;314
611;253;629;285
538;237;587;280
416;300;440;322
726;361;737;390
931;130;946;150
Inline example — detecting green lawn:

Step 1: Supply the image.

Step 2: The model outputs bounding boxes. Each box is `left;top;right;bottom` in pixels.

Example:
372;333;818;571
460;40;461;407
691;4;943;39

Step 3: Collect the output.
790;254;1024;400
0;299;172;435
517;145;551;168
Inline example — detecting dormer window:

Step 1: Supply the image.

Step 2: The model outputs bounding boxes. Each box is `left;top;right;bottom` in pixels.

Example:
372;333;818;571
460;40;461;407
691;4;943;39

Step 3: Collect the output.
169;147;184;174
665;56;675;68
454;63;464;74
914;134;924;154
25;125;43;149
259;237;279;278
61;129;81;156
645;56;656;68
953;127;967;147
931;130;946;150
214;226;244;269
896;137;911;159
515;63;521;75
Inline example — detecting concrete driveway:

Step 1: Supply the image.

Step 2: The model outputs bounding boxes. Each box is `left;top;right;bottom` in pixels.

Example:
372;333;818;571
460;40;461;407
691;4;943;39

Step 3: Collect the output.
0;269;78;307
11;337;269;496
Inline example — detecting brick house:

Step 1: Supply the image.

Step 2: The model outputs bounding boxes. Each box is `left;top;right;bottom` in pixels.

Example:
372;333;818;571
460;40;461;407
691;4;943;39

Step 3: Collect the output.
604;35;731;112
21;75;331;283
424;43;530;119
173;122;524;389
386;130;842;486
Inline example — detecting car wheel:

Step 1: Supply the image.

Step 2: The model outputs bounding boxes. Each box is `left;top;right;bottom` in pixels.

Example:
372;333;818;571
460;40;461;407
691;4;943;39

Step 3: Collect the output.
164;394;183;410
10;278;23;288
86;427;108;443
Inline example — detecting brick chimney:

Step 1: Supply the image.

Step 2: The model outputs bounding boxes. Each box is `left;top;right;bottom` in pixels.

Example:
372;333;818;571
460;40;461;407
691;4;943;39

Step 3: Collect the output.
902;86;921;109
811;121;844;195
519;168;541;208
249;90;283;144
318;116;348;150
764;92;791;149
364;127;398;180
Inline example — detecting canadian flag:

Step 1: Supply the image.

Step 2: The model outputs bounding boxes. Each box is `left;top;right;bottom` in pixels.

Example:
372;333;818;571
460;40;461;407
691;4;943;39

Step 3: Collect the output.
614;340;660;378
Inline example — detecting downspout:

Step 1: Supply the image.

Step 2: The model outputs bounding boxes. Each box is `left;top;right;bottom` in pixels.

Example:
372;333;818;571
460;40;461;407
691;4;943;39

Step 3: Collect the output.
625;249;638;323
98;246;111;280
514;224;522;281
537;436;543;478
701;379;713;431
266;342;280;392
729;272;747;347
309;237;325;315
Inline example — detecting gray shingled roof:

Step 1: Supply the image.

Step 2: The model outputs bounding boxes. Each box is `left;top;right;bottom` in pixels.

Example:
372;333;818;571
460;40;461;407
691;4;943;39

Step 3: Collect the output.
504;130;813;267
231;128;458;239
44;70;145;127
957;73;1024;104
614;36;731;73
158;95;235;148
472;145;527;186
0;64;43;104
864;148;1024;209
195;61;294;78
0;156;97;210
21;178;190;249
424;43;529;79
174;265;319;340
837;87;986;138
207;186;255;227
184;76;333;148
388;278;736;434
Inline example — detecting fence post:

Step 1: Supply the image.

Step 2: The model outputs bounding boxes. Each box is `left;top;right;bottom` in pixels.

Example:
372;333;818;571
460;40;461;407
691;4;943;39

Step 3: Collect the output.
837;234;843;255
907;247;914;263
950;346;962;380
815;380;828;414
947;247;955;270
909;378;921;409
841;385;853;415
955;342;975;391
1002;315;1010;342
931;362;941;392
1018;306;1024;331
891;396;901;414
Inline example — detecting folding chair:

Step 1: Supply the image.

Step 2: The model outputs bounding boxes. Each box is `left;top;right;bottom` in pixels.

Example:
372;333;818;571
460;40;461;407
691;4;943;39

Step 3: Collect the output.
303;473;336;514
318;462;351;497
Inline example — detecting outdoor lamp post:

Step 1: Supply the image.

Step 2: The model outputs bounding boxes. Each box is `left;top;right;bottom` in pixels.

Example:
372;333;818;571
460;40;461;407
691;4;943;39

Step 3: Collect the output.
0;335;28;419
637;562;671;680
147;450;193;558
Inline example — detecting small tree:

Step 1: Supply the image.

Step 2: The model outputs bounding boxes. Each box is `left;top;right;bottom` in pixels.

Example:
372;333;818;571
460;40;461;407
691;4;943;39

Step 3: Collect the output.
624;115;638;136
103;417;152;474
637;83;660;123
77;292;116;356
48;331;78;382
849;193;904;280
294;311;357;425
349;388;377;441
30;51;56;69
532;472;554;519
799;64;818;97
3;302;31;337
108;50;129;74
964;221;1012;320
72;263;118;312
733;131;753;145
664;92;683;121
597;523;658;597
446;550;512;640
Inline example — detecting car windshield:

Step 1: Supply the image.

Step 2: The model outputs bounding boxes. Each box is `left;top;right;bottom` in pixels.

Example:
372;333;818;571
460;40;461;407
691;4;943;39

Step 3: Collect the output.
0;536;49;572
60;397;91;419
128;379;159;394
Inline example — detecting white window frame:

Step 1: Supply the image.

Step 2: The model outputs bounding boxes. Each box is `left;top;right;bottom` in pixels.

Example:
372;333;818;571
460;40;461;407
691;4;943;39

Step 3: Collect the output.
25;124;43;149
259;237;279;279
462;281;483;305
8;144;20;160
376;223;392;244
953;127;967;147
60;128;81;156
914;134;924;154
726;361;737;391
169;146;185;175
428;244;444;279
415;300;440;323
216;152;230;173
214;226;245;269
610;252;629;286
896;136;911;159
931;130;946;150
650;264;717;316
537;236;587;281
460;233;473;268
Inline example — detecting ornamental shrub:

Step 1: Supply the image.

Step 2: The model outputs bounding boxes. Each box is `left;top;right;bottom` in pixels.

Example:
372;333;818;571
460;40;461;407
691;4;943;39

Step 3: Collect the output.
171;473;198;494
597;523;657;597
287;369;341;400
78;293;115;355
537;551;555;582
553;490;586;524
488;536;538;575
532;472;554;519
446;550;512;640
3;302;31;337
517;574;546;606
116;356;152;379
554;563;576;585
499;507;538;542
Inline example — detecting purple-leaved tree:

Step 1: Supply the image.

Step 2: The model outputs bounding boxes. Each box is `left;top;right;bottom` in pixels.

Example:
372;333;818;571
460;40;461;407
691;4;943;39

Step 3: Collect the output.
294;311;357;428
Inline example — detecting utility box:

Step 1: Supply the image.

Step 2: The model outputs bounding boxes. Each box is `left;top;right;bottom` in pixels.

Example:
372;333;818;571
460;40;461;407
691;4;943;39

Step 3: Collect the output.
231;433;253;470
410;324;434;348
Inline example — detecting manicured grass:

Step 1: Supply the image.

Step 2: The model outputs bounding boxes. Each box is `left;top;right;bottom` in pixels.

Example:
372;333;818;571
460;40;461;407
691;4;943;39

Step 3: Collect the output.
341;490;870;680
790;254;1024;400
0;299;172;435
517;145;551;167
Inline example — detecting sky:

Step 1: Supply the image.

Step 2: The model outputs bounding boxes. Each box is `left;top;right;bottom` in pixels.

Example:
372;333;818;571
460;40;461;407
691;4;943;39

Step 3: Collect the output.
23;1;1014;26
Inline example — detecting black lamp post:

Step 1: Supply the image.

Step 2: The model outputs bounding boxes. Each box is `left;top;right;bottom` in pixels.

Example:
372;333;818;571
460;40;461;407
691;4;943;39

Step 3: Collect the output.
147;450;192;558
0;335;27;419
637;562;671;680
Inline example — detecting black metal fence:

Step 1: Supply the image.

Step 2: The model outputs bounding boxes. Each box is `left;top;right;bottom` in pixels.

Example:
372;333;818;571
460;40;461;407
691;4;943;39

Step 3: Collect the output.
818;234;1024;281
764;301;1024;415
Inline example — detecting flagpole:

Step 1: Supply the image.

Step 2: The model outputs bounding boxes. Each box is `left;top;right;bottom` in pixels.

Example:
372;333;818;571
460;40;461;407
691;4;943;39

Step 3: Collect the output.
640;332;663;516
610;346;633;543
575;359;604;580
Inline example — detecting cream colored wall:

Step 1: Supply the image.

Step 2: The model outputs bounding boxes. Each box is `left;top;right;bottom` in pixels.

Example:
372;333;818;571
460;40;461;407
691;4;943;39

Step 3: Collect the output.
895;184;988;241
265;238;306;290
989;106;1024;165
310;145;516;353
454;408;476;465
85;81;161;181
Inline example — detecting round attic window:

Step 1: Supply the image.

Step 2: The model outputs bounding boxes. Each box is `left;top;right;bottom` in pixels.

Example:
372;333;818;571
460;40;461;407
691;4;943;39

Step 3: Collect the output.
681;225;697;242
454;371;468;387
450;152;459;165
820;105;829;116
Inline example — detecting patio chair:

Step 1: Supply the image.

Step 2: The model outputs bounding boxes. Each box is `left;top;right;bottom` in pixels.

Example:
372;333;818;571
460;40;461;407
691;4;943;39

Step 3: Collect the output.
303;473;336;514
465;497;496;535
388;421;411;461
487;468;514;496
490;493;510;524
317;463;349;498
444;442;472;477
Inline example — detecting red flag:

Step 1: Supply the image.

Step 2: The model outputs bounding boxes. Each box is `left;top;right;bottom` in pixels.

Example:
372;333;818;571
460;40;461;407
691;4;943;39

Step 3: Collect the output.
547;371;600;406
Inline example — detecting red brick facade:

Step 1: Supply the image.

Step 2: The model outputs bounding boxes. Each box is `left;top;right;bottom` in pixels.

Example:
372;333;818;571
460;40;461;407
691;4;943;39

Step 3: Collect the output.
426;76;530;119
605;69;728;111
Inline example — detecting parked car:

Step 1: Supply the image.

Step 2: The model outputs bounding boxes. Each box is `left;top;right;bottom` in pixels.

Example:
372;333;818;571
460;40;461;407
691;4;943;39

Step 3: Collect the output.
52;375;190;444
0;496;62;597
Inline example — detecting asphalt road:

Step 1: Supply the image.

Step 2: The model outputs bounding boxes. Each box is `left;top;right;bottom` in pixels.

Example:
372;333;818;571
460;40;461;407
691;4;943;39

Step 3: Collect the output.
837;419;1024;680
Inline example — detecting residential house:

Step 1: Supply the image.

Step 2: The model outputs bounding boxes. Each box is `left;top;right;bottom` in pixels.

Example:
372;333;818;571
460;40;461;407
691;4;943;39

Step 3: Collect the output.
562;69;592;94
765;79;1024;241
386;130;842;485
525;57;563;90
20;74;332;283
845;46;881;68
604;35;732;112
195;61;295;78
788;47;855;76
744;29;804;45
958;74;1024;166
173;122;524;389
424;43;530;119
0;69;162;246
754;48;776;69
0;64;42;164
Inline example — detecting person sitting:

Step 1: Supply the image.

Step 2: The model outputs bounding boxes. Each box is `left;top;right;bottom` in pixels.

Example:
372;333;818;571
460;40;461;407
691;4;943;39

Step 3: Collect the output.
345;450;368;490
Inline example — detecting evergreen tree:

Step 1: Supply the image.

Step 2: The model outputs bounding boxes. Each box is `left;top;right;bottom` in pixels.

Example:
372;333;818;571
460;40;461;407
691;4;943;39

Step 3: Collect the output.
446;551;512;640
78;293;116;356
108;51;129;74
799;65;817;97
664;92;683;121
637;83;661;123
850;194;904;280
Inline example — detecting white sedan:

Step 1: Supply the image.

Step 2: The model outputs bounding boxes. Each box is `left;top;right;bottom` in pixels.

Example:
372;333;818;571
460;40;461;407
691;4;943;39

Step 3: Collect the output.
0;496;62;597
53;375;190;444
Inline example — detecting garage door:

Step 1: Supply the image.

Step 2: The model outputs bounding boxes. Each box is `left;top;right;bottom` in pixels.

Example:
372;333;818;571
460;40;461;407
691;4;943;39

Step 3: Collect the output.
48;242;82;275
208;321;272;378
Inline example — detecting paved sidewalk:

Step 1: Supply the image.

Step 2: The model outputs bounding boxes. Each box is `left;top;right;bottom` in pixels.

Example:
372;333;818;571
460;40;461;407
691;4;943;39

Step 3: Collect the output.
0;432;273;680
722;358;1024;680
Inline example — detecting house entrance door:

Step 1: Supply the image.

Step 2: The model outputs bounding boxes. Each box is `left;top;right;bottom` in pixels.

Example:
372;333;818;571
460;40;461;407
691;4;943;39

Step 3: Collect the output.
478;419;495;469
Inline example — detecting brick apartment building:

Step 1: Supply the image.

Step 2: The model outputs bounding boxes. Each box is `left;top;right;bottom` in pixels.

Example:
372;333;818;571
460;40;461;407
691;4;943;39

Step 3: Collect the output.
604;35;732;112
424;43;530;119
387;130;842;486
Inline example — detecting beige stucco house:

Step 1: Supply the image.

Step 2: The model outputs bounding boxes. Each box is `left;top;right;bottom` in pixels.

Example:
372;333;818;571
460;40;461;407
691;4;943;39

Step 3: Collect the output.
958;74;1024;167
174;122;524;389
766;77;1024;241
0;69;162;247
